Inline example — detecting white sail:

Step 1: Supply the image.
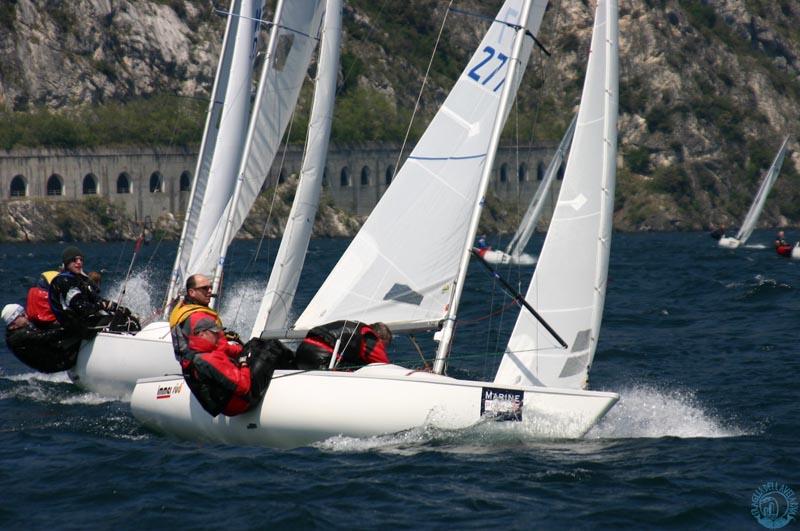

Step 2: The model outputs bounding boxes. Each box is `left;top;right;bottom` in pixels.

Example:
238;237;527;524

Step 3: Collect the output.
505;114;577;258
295;0;549;330
734;136;789;244
165;0;265;308
495;0;618;390
208;0;326;299
251;0;342;338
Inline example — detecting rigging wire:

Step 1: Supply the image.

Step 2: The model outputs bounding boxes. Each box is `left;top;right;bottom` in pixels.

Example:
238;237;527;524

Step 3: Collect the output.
393;0;455;175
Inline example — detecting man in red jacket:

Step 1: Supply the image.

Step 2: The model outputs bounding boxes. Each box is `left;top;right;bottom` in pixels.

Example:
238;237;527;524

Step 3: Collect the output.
294;320;392;370
26;270;59;328
170;273;282;417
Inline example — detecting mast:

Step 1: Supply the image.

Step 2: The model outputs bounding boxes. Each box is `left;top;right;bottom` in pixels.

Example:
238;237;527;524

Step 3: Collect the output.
250;0;342;338
432;0;536;374
208;0;288;309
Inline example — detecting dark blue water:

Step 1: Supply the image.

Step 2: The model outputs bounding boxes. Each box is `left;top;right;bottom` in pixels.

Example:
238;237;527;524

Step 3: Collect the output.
1;230;798;529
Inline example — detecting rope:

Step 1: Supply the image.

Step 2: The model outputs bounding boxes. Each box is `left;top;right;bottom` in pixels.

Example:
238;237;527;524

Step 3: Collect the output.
394;0;455;173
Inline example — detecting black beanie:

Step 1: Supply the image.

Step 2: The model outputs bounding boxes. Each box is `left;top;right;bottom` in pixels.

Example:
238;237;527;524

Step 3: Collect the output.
62;246;83;265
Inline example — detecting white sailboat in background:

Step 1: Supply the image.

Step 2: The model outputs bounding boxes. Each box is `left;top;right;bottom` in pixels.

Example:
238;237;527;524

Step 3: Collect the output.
478;114;577;265
68;0;329;399
718;136;789;249
131;0;620;449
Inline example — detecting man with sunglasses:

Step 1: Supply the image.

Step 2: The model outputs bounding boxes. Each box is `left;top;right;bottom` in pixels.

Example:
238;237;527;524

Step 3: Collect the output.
169;274;279;417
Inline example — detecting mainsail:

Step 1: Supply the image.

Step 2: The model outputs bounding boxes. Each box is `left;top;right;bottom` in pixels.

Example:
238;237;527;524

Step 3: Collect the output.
505;114;577;259
734;136;789;244
165;0;266;309
295;0;549;330
495;0;618;390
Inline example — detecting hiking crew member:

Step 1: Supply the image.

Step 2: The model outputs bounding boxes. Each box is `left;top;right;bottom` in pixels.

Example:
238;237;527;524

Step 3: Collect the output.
26;270;59;328
49;246;140;339
295;321;392;370
3;303;80;373
169;274;282;417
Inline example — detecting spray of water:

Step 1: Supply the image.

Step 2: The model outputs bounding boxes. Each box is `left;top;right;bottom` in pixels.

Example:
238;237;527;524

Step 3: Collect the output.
587;384;752;438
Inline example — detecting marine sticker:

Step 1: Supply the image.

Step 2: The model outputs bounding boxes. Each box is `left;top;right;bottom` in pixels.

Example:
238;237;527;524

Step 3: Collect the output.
156;382;183;400
481;387;523;421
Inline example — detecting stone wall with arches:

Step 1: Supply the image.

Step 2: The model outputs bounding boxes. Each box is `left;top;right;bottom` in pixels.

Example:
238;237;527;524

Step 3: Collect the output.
0;142;561;226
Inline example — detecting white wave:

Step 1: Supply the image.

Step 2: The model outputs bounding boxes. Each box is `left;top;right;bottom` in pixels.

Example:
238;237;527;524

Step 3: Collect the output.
106;269;159;318
218;279;267;335
5;371;72;383
586;384;751;438
1;371;113;405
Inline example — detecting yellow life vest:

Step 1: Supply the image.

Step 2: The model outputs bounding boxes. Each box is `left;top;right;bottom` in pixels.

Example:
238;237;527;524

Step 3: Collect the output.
168;301;222;329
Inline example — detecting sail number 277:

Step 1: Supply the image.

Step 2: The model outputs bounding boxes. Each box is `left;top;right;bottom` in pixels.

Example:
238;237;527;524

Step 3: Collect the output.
468;46;508;92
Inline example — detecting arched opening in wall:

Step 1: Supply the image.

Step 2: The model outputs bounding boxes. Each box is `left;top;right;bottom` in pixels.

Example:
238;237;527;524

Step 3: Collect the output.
10;175;26;197
179;171;192;192
385;165;394;185
47;174;63;196
360;166;370;186
499;163;508;183
537;162;546;181
117;173;132;194
340;167;350;187
83;174;98;195
322;167;329;187
278;169;287;184
149;172;163;193
518;163;527;182
557;163;565;180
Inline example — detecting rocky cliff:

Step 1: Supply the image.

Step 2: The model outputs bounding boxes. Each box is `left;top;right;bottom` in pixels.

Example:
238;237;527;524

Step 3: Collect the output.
1;0;800;232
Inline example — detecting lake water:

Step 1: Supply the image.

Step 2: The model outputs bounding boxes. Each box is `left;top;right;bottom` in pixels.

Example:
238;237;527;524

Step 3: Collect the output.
1;231;798;529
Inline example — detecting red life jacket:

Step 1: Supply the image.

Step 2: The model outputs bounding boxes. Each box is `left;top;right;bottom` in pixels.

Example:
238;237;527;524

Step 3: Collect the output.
26;286;57;327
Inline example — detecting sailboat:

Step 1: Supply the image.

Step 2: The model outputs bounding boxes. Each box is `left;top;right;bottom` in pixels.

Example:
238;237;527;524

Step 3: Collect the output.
718;136;789;249
130;0;620;449
478;114;577;265
68;0;330;399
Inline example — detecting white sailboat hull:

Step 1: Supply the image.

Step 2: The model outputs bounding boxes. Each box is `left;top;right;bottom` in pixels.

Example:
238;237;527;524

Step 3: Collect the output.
717;236;741;249
68;321;179;400
478;249;537;266
791;243;800;260
130;364;618;449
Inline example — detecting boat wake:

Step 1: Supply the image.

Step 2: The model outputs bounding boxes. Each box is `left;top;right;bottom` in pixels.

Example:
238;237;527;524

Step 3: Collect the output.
314;384;753;454
586;384;753;439
1;371;112;406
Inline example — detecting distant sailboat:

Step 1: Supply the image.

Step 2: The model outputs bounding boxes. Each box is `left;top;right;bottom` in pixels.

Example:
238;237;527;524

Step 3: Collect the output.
718;136;789;249
478;114;577;265
131;0;621;449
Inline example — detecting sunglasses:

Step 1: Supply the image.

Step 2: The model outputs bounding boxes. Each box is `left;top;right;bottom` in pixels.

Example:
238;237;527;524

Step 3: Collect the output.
192;285;213;292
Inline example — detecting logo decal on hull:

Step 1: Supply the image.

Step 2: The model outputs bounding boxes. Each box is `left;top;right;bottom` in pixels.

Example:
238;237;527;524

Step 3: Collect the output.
481;387;523;422
156;382;183;399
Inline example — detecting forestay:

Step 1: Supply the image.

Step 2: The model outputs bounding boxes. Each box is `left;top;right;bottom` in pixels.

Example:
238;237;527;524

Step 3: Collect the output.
295;0;548;329
495;0;618;390
505;114;577;258
734;136;789;244
165;0;265;307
